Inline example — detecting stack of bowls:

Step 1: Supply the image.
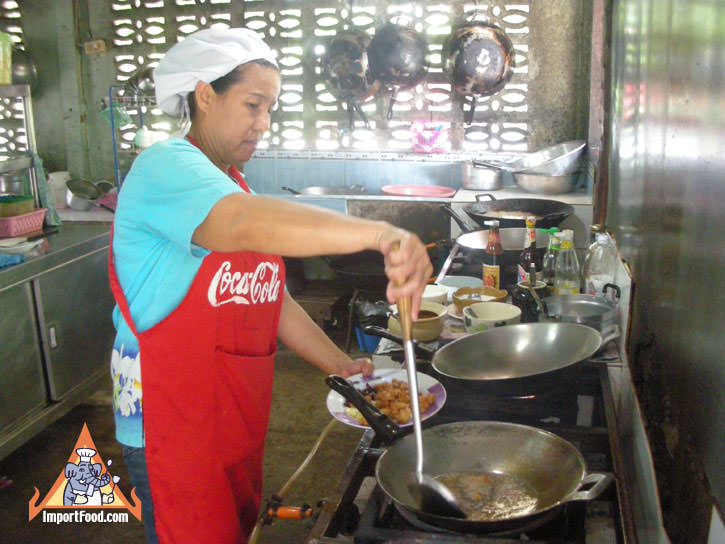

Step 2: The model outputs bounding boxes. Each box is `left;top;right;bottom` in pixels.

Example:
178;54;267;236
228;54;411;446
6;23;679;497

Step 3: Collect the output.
511;141;586;194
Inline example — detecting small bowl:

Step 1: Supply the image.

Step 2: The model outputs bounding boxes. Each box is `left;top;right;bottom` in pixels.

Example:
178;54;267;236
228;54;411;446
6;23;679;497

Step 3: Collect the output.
453;286;508;313
436;275;482;302
462;302;521;333
422;284;448;305
388;301;447;342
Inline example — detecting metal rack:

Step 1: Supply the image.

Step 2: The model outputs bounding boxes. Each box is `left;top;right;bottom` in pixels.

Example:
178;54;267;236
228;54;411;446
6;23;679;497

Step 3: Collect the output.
107;84;155;188
0;84;39;206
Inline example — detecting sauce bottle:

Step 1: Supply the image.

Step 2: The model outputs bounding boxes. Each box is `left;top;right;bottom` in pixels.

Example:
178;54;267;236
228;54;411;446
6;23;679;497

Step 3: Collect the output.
553;229;580;295
482;220;503;288
540;227;560;295
517;216;541;284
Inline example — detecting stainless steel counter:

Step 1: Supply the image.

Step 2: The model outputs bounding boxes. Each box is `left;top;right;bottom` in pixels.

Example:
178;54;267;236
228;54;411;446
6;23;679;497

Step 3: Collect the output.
0;222;110;292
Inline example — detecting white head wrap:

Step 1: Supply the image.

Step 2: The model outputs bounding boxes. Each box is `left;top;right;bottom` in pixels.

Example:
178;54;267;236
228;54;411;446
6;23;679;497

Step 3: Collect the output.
154;27;278;133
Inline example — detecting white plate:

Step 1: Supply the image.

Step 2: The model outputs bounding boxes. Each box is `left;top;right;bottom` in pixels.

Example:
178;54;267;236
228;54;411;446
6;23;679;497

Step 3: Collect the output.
326;368;446;429
446;303;463;320
0;239;42;254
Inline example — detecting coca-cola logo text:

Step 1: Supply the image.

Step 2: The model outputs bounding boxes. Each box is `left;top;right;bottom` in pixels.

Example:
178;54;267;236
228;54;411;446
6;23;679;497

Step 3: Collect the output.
207;260;282;307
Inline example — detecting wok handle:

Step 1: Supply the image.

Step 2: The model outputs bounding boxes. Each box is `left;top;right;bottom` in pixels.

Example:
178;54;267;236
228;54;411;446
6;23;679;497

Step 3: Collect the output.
362;325;435;360
603;283;621;301
569;472;614;502
325;375;404;444
281;186;301;195
440;204;478;233
464;96;477;126
474;193;497;202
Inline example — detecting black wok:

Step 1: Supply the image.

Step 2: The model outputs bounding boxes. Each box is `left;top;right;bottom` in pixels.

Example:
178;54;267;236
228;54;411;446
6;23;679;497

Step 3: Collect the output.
464;193;574;229
326;250;387;296
367;21;429;119
440;204;547;289
364;322;602;397
443;22;515;125
321;28;373;129
326;377;612;534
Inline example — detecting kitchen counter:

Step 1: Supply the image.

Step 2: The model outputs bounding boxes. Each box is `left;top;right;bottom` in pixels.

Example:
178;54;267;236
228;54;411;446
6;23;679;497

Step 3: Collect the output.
0;222;110;292
0;221;114;461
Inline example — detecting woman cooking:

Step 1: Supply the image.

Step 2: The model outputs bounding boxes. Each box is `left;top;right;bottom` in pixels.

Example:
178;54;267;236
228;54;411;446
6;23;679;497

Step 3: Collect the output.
109;27;431;544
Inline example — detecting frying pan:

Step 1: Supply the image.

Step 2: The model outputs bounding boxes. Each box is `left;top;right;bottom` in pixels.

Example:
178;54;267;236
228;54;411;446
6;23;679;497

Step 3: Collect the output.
364;322;602;397
439;204;547;288
464;193;574;229
321;28;373;129
326;378;612;534
326;250;387;296
367;21;429;119
443;21;515;125
376;421;613;534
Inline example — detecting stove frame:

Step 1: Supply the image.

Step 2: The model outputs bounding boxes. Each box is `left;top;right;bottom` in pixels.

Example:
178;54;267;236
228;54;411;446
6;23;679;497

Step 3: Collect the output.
306;363;637;543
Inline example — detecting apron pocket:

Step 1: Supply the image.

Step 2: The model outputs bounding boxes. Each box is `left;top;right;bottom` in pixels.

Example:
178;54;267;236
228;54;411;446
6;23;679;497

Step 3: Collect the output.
214;348;276;463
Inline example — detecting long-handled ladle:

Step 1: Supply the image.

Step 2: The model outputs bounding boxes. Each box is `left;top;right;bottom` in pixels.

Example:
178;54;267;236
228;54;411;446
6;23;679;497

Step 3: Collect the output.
396;289;466;518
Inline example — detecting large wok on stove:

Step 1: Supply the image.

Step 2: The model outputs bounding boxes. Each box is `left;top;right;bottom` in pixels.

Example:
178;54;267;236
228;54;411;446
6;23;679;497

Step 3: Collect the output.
365;322;603;397
377;420;612;534
327;378;612;535
464;193;574;229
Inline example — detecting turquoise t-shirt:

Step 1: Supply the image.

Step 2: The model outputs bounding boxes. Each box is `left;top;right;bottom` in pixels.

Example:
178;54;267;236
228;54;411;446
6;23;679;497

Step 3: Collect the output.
110;137;244;447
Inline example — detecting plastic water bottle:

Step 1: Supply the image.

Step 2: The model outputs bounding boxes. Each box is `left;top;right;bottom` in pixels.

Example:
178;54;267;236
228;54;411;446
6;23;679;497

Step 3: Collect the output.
553;230;580;295
583;232;618;297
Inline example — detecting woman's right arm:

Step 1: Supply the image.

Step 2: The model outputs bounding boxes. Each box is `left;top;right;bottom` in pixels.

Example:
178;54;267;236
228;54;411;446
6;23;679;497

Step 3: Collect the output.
191;192;432;312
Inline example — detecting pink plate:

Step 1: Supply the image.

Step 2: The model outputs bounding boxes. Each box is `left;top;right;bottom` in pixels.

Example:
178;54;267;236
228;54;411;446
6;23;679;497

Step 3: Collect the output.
381;184;456;198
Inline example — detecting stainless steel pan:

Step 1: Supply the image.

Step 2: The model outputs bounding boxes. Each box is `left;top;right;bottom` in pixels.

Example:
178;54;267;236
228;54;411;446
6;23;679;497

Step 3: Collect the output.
376;421;613;534
364;322;602;396
325;378;612;534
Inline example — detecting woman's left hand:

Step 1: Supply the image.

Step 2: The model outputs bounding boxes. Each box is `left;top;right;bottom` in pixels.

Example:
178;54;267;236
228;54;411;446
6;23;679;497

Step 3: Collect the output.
337;357;375;378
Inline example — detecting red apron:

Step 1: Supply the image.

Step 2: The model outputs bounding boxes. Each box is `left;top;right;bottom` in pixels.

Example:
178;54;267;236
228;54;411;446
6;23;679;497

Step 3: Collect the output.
109;166;284;543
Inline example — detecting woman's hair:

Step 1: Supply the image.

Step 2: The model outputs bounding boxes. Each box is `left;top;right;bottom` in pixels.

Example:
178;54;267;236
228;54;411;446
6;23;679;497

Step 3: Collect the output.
187;59;278;119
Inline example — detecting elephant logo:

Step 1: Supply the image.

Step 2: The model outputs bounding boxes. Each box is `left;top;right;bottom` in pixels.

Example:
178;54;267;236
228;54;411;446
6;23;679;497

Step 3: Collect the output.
28;422;142;521
63;448;117;506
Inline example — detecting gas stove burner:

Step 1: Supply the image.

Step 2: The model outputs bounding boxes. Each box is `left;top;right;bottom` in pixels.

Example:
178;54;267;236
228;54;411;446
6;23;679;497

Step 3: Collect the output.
307;364;631;544
392;498;561;538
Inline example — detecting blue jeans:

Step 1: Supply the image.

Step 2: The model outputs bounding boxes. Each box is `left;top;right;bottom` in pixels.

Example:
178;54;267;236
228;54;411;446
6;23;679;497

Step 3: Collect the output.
122;446;159;544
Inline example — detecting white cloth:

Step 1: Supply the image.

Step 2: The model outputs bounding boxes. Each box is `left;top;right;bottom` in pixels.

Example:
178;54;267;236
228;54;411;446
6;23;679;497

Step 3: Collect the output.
154;27;278;117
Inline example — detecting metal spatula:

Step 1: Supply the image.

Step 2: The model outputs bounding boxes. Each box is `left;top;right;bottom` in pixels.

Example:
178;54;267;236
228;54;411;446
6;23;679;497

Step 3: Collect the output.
397;292;466;518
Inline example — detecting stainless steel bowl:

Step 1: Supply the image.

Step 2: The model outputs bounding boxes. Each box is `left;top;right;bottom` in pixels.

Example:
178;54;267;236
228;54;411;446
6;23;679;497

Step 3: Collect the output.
512;141;586;175
514;171;580;194
461;161;503;191
66;178;101;211
476;141;586;176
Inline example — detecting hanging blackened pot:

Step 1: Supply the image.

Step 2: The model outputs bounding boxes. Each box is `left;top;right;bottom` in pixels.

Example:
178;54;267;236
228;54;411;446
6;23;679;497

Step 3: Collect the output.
443;22;515;125
367;21;429;120
322;28;373;129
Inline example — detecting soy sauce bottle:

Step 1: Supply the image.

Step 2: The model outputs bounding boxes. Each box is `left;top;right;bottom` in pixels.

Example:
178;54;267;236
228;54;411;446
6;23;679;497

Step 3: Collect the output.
482;220;503;288
517;216;541;284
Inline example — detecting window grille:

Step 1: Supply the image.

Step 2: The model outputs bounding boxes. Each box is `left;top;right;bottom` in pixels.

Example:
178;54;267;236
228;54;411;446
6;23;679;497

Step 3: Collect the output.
109;1;531;156
0;0;28;158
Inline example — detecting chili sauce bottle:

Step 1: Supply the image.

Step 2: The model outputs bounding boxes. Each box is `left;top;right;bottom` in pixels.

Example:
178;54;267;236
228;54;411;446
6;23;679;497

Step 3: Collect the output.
483;220;503;288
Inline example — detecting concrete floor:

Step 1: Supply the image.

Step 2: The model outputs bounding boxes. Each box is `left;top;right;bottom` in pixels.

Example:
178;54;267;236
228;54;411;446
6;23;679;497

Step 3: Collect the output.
0;323;367;543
